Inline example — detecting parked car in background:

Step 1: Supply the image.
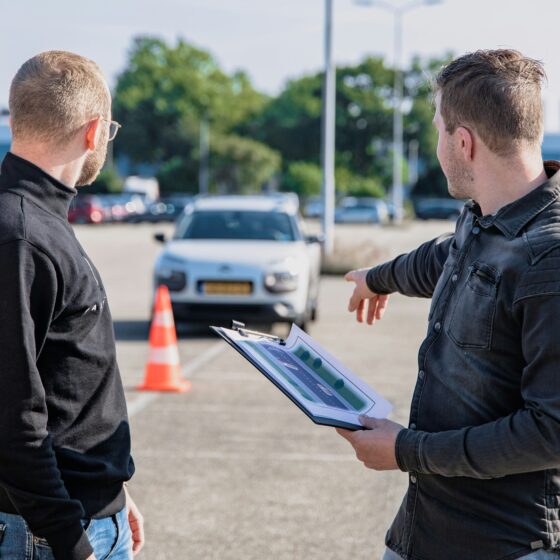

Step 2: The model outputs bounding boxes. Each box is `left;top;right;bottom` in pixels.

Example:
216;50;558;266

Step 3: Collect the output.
117;192;147;217
68;195;105;224
153;195;322;330
335;197;389;224
414;198;465;220
303;196;323;218
128;194;193;223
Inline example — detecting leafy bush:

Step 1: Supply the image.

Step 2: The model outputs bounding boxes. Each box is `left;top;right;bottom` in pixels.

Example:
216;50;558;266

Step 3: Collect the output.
87;167;123;194
283;161;322;197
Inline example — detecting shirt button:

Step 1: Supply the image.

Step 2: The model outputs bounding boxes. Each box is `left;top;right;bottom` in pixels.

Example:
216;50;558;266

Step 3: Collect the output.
418;370;425;380
472;226;481;235
409;423;417;430
434;322;442;332
451;274;458;282
410;474;417;484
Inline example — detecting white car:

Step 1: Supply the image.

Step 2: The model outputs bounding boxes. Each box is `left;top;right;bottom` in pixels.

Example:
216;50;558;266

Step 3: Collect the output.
335;197;389;224
153;195;322;330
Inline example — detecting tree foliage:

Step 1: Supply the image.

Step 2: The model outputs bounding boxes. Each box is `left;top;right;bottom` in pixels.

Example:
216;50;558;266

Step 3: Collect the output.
112;35;452;198
283;161;322;197
87;167;124;194
113;36;275;193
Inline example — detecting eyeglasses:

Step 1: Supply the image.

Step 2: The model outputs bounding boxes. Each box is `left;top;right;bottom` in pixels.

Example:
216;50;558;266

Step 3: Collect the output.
102;118;122;142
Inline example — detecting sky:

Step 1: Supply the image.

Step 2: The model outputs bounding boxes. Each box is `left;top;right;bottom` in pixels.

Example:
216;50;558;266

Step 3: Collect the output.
0;0;559;131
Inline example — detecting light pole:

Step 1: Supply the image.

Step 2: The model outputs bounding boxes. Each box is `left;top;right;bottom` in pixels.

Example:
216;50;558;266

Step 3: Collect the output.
321;0;336;256
199;112;210;195
355;0;442;224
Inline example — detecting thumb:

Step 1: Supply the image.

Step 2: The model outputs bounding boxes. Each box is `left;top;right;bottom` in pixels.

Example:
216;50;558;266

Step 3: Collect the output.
359;415;381;430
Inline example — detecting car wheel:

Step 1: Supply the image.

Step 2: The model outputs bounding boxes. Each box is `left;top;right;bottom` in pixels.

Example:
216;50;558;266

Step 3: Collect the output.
311;305;318;322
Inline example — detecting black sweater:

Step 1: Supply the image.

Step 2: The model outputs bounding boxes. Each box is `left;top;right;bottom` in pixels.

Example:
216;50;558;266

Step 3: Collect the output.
0;153;134;560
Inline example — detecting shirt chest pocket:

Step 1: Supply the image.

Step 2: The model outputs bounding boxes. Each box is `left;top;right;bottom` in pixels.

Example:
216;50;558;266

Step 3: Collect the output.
429;243;459;320
446;261;501;350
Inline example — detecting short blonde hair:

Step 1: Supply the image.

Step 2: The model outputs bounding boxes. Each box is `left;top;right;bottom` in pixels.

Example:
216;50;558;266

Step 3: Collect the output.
9;50;110;146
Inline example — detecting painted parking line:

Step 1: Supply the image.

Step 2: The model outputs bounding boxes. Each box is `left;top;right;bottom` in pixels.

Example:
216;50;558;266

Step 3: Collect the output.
127;341;227;418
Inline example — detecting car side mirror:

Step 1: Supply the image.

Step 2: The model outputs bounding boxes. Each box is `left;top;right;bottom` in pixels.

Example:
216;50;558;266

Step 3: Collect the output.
154;233;166;243
305;234;325;244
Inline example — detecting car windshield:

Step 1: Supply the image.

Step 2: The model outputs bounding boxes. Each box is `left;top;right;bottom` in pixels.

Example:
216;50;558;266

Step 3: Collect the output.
175;210;297;241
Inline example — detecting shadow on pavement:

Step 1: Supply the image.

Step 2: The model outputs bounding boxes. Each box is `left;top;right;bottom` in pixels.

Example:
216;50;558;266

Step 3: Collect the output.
113;319;219;341
113;320;150;341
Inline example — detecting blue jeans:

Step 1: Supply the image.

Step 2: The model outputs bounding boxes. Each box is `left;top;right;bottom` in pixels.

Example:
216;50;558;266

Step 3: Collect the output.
381;548;560;559
0;506;132;559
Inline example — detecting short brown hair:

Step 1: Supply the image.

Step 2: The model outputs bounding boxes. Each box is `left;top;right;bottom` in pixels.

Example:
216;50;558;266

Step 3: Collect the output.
9;51;110;146
435;49;545;156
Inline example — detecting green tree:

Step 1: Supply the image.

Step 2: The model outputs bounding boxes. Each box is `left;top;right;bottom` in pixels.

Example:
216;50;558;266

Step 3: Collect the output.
245;53;451;196
209;134;281;193
156;156;198;194
113;36;274;192
86;167;123;194
283;161;322;197
335;167;385;198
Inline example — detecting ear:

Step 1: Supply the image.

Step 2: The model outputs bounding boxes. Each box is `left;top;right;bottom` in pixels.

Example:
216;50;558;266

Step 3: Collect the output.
85;117;101;151
456;126;474;162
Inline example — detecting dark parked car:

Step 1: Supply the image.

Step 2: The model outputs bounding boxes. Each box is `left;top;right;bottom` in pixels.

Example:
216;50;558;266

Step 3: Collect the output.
414;198;465;220
129;195;192;223
68;195;105;224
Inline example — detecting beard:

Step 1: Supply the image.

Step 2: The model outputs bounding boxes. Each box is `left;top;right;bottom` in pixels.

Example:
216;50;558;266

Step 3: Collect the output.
443;141;474;200
76;131;109;187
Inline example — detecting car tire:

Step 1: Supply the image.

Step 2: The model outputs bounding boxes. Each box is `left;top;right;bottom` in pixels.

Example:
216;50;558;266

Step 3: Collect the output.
311;305;318;322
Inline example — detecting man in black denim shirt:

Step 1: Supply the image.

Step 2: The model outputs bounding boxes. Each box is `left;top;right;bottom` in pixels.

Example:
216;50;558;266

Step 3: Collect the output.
338;50;560;560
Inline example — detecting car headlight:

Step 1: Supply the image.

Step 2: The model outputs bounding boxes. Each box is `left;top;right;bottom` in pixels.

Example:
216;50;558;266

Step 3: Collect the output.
264;270;299;293
156;269;187;291
156;255;187;291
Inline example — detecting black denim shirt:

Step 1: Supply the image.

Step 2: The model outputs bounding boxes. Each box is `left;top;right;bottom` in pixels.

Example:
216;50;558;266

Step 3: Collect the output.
367;162;560;560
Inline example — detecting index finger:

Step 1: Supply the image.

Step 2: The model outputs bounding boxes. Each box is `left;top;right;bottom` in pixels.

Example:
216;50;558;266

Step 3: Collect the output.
348;288;361;312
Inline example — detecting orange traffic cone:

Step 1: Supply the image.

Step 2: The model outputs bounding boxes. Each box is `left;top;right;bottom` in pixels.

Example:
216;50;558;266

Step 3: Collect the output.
137;285;192;393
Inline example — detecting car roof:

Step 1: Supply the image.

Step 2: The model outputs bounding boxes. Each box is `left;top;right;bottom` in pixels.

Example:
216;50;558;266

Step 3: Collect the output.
190;194;299;214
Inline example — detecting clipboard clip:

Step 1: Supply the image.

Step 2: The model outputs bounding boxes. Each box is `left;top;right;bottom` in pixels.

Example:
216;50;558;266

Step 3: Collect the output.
231;320;286;345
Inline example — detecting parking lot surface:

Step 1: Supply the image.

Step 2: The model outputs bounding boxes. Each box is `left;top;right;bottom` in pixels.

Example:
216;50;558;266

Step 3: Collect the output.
75;220;451;560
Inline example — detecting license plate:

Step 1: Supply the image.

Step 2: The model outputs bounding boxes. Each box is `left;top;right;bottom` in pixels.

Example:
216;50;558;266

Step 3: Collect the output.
203;281;253;295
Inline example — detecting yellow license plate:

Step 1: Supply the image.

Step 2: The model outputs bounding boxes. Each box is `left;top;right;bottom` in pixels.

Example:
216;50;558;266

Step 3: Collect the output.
203;282;253;295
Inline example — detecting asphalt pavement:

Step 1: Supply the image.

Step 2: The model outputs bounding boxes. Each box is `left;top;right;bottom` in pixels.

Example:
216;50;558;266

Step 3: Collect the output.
75;220;451;560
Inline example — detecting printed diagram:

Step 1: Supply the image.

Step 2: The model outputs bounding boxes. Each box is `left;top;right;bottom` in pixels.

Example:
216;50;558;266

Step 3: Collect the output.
246;338;373;413
213;322;393;429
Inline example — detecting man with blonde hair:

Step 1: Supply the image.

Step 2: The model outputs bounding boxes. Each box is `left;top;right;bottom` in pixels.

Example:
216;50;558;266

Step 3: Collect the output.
340;49;560;559
0;51;143;560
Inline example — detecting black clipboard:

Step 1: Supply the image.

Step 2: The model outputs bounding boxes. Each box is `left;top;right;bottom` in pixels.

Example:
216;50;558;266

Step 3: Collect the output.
211;321;366;430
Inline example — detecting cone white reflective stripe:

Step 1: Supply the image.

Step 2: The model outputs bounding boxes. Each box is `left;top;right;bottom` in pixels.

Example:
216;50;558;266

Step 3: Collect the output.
148;345;180;365
153;310;175;328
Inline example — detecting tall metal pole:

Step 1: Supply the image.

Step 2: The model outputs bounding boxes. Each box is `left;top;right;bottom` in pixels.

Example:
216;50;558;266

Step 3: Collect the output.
392;9;404;223
408;138;419;187
321;0;336;256
199;113;209;195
